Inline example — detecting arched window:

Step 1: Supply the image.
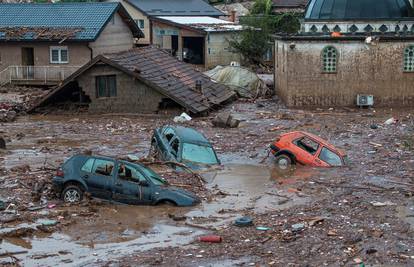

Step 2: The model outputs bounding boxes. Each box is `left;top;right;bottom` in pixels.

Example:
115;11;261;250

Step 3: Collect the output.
322;46;338;73
404;45;414;72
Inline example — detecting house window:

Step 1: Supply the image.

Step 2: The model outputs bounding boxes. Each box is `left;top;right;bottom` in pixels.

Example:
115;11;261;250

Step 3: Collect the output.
138;19;144;29
404;45;414;72
50;46;68;64
96;75;117;98
322;46;338;73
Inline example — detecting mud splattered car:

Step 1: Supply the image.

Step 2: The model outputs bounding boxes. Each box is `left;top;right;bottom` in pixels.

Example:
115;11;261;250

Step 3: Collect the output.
151;126;220;169
53;154;200;206
270;131;348;168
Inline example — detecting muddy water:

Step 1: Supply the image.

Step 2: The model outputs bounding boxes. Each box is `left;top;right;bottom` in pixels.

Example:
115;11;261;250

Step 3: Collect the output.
0;163;312;266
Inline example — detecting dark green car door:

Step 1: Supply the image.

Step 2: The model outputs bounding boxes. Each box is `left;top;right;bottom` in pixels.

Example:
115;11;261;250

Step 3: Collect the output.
81;158;115;200
112;163;152;205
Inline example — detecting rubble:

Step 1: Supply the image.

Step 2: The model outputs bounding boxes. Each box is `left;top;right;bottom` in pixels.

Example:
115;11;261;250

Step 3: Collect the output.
212;112;241;128
0;99;414;266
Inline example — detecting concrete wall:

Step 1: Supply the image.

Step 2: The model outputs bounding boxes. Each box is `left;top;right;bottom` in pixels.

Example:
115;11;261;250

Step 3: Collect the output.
89;12;135;57
76;64;165;113
205;32;241;69
275;39;414;107
0;43;91;72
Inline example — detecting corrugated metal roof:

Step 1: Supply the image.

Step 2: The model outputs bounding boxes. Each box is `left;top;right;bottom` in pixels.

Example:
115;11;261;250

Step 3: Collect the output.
156;16;243;32
126;0;224;17
0;3;140;41
34;46;235;114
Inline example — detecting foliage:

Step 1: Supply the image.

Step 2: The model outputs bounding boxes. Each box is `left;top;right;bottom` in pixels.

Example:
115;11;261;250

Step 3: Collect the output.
229;13;301;65
250;0;273;15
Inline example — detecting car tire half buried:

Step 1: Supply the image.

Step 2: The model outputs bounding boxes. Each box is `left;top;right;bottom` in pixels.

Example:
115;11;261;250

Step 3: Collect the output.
274;154;292;170
62;184;84;203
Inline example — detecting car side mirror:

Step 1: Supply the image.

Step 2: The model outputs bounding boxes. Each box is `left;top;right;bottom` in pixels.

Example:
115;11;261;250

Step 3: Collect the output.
139;180;149;187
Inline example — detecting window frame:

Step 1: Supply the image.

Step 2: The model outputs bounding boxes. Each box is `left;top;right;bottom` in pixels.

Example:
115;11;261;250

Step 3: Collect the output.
321;46;338;73
118;163;148;183
293;137;320;156
318;147;343;166
95;75;117;98
50;46;69;64
138;19;145;29
92;159;115;177
403;45;414;72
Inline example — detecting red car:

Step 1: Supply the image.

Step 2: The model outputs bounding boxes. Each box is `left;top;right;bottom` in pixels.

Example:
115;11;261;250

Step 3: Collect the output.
270;131;348;168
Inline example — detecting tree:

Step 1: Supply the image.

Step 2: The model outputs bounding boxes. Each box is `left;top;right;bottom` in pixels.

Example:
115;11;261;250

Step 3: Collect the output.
250;0;273;15
229;0;301;66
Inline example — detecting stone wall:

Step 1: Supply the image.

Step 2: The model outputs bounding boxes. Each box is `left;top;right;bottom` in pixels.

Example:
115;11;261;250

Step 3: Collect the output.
76;64;165;113
275;39;414;107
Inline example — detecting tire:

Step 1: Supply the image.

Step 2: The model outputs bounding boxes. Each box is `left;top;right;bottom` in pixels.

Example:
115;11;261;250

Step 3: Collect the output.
62;184;84;203
274;154;292;170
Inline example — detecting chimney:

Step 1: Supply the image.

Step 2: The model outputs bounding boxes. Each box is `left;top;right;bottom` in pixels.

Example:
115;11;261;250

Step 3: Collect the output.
230;10;236;23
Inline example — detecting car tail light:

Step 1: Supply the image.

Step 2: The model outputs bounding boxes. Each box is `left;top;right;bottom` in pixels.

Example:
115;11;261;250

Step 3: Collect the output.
56;169;64;177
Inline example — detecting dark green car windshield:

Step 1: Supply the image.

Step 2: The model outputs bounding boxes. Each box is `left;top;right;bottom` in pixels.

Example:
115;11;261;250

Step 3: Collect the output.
182;143;219;164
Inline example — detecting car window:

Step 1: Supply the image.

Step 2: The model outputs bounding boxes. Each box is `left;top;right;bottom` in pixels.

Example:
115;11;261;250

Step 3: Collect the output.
319;147;343;166
170;138;180;156
92;159;114;176
182;143;219;164
163;127;175;142
118;164;147;183
81;158;95;173
140;165;166;186
294;137;320;155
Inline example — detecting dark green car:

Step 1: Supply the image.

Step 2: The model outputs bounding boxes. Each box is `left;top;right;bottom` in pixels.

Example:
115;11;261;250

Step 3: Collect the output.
151;126;220;169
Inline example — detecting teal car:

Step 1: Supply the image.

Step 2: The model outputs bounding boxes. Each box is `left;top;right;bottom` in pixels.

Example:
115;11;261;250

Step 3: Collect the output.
151;126;220;169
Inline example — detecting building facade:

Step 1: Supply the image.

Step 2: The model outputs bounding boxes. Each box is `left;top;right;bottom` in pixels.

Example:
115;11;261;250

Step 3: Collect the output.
275;0;414;107
151;16;242;69
0;3;143;86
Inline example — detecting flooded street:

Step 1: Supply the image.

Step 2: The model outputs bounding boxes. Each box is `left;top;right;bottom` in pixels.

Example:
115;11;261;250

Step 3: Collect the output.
1;101;414;266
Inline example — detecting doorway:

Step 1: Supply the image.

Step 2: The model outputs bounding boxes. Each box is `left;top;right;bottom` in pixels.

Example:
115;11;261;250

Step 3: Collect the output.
21;47;34;79
171;35;178;57
182;37;204;65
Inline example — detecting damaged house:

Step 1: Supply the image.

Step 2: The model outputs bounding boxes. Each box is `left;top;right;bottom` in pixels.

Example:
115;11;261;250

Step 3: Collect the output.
150;16;243;68
33;46;235;114
0;2;143;87
275;0;414;107
112;0;224;46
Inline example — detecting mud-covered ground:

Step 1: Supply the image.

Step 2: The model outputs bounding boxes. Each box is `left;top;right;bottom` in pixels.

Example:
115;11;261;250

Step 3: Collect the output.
1;99;414;266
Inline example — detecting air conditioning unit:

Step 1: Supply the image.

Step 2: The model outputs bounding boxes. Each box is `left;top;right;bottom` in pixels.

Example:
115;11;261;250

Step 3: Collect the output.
357;94;374;107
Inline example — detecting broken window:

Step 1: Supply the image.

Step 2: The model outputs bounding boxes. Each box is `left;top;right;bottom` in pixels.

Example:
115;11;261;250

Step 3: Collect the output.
81;158;95;173
171;138;180;156
322;46;337;73
294;137;320;155
319;147;342;166
96;75;117;98
50;46;69;64
163;127;175;142
118;164;146;182
404;46;414;72
92;159;114;176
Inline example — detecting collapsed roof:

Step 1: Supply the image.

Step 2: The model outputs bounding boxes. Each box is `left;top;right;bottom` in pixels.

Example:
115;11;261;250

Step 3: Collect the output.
0;3;143;42
32;46;235;114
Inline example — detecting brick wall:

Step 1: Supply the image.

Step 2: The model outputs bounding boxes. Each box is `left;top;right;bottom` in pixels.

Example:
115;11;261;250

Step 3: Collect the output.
275;39;414;107
77;64;165;113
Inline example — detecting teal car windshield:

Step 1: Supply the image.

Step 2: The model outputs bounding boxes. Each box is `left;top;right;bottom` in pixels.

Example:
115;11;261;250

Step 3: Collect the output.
140;166;166;186
182;143;218;164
